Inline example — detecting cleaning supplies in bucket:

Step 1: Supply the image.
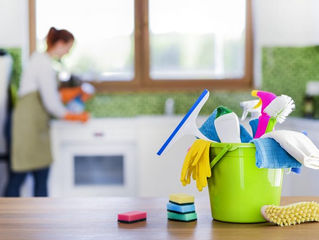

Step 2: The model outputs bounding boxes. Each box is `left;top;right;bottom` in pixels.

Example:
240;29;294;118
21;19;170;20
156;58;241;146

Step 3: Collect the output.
158;89;319;225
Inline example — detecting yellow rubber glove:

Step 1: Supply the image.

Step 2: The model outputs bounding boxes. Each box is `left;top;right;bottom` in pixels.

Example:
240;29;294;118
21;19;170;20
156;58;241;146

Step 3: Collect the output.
180;139;212;191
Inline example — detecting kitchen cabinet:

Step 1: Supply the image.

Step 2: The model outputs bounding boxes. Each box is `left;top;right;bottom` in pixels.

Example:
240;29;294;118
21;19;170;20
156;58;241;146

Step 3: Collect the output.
49;116;319;198
50;119;137;197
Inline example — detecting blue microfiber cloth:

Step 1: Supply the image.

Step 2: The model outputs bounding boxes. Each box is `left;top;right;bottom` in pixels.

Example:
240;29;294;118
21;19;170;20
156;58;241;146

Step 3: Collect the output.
199;108;252;143
249;118;259;138
240;125;253;143
251;138;302;168
199;109;220;142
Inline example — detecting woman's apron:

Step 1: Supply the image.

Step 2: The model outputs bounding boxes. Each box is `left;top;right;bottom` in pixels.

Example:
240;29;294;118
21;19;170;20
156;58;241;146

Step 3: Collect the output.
11;91;52;172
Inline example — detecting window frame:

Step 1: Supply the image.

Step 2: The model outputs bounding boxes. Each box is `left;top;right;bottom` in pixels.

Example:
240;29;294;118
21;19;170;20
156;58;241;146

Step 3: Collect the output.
29;0;253;92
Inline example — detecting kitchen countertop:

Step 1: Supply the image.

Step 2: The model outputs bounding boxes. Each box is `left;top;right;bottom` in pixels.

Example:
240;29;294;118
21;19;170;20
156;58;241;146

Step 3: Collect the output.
0;197;318;240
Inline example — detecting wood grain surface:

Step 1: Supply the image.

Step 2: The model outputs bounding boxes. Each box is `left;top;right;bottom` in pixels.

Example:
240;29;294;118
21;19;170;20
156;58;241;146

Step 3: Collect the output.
0;197;318;240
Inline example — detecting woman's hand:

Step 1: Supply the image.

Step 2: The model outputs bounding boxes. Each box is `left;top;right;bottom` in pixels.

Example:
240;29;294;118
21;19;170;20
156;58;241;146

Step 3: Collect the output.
59;87;82;104
60;86;94;103
80;92;92;102
64;112;90;122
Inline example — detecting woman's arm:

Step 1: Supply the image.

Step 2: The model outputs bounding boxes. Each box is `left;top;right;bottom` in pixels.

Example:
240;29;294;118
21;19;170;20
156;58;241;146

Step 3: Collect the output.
37;64;68;118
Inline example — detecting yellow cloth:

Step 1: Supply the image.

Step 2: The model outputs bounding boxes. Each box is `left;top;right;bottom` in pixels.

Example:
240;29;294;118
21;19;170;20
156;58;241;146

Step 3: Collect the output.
181;139;212;191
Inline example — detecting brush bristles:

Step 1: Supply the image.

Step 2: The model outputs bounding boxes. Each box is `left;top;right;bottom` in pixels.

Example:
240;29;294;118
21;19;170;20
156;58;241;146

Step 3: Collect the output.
262;202;319;226
264;95;295;123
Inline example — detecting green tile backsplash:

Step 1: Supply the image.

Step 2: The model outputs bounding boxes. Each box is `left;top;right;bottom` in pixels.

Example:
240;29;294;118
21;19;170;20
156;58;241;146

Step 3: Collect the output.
7;46;317;117
262;46;319;117
4;48;22;105
85;91;252;117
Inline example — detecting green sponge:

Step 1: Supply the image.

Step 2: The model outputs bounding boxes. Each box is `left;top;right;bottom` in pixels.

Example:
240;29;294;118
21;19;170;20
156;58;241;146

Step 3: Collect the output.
167;211;197;222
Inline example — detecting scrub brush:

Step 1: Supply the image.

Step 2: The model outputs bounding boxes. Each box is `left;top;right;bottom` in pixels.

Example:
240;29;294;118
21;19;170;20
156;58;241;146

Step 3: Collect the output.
261;201;319;226
264;94;295;133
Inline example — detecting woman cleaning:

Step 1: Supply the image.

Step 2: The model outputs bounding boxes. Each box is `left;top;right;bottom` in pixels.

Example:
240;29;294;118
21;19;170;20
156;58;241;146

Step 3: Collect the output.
4;27;89;197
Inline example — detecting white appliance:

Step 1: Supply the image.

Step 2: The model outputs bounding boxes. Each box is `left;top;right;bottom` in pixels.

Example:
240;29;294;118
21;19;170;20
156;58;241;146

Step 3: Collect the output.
0;51;12;157
49;119;137;197
0;51;12;196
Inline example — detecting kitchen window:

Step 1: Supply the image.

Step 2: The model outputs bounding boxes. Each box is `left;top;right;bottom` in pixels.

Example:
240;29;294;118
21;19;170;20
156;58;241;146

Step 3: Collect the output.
29;0;253;91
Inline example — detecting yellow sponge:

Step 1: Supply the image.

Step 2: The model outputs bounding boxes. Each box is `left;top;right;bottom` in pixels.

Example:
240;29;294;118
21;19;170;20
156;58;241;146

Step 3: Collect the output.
169;194;194;205
261;201;319;226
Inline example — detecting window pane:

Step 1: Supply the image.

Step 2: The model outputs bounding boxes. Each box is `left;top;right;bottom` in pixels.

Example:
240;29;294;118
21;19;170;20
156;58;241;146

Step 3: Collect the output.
36;0;134;81
149;0;246;80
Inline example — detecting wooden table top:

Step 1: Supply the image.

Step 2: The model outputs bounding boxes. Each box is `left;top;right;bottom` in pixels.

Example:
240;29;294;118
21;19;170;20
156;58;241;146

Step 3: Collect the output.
0;196;318;240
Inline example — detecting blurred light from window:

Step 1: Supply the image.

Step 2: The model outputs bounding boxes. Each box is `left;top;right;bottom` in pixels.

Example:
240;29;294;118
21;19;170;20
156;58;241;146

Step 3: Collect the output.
36;0;134;81
149;0;246;80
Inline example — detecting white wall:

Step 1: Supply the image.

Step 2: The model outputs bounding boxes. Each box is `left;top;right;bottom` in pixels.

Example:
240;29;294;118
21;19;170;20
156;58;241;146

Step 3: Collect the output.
253;0;319;87
0;0;29;63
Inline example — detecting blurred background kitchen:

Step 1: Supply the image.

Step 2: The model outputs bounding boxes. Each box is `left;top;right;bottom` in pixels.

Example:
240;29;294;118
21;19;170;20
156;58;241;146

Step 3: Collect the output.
0;0;319;197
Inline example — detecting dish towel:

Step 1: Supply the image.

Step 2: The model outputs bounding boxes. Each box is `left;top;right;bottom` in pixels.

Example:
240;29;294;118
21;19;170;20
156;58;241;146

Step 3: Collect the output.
262;130;319;169
200;109;253;143
251;138;301;168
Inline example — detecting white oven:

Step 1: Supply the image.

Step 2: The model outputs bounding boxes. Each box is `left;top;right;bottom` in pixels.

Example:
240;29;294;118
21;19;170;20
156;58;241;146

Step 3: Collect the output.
49;119;137;197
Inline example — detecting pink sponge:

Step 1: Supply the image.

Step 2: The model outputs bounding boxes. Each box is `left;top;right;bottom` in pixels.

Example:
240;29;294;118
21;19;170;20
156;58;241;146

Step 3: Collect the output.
118;211;147;223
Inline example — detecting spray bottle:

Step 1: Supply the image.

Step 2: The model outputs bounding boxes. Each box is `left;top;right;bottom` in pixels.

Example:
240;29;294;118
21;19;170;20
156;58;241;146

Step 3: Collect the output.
240;100;261;121
251;90;276;138
66;83;95;113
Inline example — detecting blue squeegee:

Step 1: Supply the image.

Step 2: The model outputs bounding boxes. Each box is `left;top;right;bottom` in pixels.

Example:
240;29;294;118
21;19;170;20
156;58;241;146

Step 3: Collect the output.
157;89;213;156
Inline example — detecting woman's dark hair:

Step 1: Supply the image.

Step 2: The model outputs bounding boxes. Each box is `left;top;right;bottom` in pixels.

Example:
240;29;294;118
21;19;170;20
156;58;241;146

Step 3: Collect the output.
46;27;74;50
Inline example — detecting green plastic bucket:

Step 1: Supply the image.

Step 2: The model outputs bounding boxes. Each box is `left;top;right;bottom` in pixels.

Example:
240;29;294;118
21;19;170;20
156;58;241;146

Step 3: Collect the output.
207;142;283;223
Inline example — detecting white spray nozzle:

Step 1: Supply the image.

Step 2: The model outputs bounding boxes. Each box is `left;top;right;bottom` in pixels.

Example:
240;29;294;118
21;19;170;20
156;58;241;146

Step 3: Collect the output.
81;83;95;94
240;100;261;121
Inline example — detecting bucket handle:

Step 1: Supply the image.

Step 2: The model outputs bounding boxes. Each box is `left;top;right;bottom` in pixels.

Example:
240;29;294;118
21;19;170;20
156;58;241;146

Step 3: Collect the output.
210;143;232;169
